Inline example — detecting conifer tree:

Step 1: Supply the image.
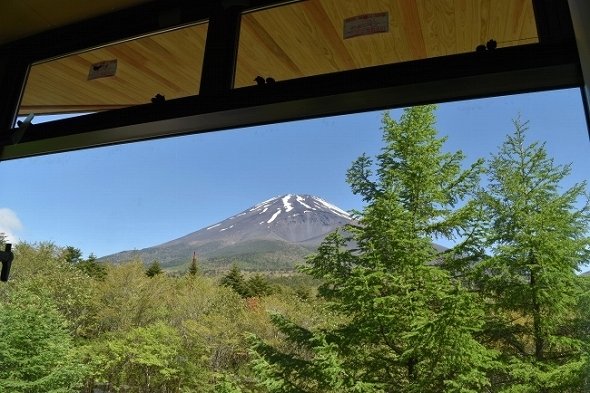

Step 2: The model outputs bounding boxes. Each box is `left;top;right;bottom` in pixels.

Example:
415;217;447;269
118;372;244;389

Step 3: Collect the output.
221;264;247;297
76;253;107;280
245;274;274;297
63;245;83;264
146;260;163;277
250;106;497;392
188;252;200;276
476;118;590;392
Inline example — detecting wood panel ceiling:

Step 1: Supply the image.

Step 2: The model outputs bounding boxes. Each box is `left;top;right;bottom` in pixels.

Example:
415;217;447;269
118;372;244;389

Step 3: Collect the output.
20;24;209;114
18;0;538;116
0;0;154;45
235;0;538;86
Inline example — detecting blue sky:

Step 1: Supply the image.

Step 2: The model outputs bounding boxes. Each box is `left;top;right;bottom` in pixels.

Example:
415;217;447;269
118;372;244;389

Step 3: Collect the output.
0;88;588;266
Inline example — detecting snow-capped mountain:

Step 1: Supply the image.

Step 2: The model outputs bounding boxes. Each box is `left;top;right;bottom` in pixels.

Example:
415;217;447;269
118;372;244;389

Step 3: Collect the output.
101;194;353;270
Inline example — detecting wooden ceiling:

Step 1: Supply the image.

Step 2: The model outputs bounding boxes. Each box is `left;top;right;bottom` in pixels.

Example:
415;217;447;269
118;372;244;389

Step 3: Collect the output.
0;0;154;45
18;0;538;115
20;23;209;114
236;0;538;87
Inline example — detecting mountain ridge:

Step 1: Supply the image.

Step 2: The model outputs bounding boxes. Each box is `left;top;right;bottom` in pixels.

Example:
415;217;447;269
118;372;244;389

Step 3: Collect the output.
99;194;353;271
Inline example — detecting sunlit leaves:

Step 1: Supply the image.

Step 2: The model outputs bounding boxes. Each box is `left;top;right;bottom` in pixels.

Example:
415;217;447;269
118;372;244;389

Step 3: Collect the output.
0;287;87;392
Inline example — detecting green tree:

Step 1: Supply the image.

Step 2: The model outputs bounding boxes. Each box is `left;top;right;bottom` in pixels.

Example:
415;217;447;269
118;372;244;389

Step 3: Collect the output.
62;245;83;264
94;261;171;333
250;106;496;392
82;323;183;392
221;264;247;297
476;119;590;392
189;252;200;276
10;242;100;339
222;266;274;298
573;275;590;390
146;260;163;277
0;286;87;392
76;253;107;280
245;274;275;298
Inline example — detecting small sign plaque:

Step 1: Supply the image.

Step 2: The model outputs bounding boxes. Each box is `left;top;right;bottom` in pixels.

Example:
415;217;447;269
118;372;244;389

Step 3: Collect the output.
343;12;389;39
88;59;117;80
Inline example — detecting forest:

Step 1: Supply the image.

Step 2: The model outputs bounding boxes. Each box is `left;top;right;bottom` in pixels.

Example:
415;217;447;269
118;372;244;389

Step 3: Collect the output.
0;106;589;392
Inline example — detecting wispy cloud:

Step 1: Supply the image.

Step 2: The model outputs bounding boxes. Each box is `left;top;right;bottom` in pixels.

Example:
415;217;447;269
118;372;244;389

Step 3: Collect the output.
0;208;23;243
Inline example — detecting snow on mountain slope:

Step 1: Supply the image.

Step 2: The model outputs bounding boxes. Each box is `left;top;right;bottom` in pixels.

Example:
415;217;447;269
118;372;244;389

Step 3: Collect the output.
161;194;352;246
101;194;353;269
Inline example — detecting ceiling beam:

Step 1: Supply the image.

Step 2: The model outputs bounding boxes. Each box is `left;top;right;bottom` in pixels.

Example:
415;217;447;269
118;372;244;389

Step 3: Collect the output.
199;3;243;96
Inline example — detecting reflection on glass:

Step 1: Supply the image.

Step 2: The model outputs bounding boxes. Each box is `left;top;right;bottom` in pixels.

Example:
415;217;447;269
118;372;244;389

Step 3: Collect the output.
235;0;538;87
18;22;208;117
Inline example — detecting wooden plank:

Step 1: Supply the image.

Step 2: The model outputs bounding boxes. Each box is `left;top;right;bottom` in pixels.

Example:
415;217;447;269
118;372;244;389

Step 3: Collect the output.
416;0;457;57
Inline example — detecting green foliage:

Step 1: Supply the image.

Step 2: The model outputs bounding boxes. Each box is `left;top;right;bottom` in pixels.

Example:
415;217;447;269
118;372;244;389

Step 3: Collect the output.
189;253;200;276
75;253;107;280
249;314;382;393
93;261;172;333
2;241;324;392
82;323;183;392
222;264;248;295
475;119;590;392
146;260;163;277
245;274;275;297
76;260;107;280
250;106;497;392
3;110;588;393
62;246;83;264
0;286;87;392
9;242;100;338
222;265;276;298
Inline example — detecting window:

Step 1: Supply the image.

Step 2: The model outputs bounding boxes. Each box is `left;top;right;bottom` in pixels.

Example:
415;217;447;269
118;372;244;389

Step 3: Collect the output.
18;22;208;117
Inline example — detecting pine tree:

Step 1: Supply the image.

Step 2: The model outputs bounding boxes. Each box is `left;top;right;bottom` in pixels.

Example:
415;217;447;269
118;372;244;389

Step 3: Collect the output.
250;106;497;392
188;251;200;276
221;264;247;297
146;260;163;277
63;246;83;264
476;118;590;392
245;274;274;297
76;253;107;280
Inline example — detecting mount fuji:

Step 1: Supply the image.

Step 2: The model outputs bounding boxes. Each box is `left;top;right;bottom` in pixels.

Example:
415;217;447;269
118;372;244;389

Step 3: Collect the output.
100;194;354;271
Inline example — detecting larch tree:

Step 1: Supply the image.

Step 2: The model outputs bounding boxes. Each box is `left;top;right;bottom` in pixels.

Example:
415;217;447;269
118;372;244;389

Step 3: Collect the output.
475;118;590;392
250;106;498;392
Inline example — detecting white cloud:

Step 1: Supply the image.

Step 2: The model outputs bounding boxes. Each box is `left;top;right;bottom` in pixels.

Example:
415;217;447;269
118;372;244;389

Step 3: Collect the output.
0;208;23;243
